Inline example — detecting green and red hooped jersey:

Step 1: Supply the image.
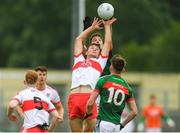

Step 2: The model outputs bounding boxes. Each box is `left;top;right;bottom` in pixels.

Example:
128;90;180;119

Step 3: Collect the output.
95;74;135;124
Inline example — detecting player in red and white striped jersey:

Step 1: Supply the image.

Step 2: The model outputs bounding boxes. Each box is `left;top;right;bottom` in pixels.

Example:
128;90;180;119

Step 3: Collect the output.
7;70;61;132
16;66;64;131
35;66;64;131
68;17;116;132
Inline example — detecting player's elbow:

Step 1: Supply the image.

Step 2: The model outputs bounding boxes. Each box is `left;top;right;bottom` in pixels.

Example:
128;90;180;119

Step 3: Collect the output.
75;36;84;43
103;42;111;51
105;40;112;47
132;109;138;117
9;100;18;108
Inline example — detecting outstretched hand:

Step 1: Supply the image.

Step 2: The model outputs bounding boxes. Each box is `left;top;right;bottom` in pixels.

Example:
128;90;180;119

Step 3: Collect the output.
167;119;176;127
103;17;117;25
91;17;103;30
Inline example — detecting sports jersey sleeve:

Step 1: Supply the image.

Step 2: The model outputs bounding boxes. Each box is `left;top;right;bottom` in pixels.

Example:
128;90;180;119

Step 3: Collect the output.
13;92;23;104
51;90;61;104
73;53;85;65
94;77;105;93
160;106;168;120
47;99;56;113
126;84;135;102
98;54;108;70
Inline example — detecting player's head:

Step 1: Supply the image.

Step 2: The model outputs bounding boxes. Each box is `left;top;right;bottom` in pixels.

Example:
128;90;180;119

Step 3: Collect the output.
86;43;101;59
150;94;156;105
90;32;103;49
24;70;38;86
110;54;126;74
34;66;47;84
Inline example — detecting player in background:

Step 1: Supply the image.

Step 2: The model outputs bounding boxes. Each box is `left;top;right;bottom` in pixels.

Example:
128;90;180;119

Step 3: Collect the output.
68;17;116;132
137;94;175;132
34;66;64;131
16;66;64;132
7;70;61;132
85;54;138;132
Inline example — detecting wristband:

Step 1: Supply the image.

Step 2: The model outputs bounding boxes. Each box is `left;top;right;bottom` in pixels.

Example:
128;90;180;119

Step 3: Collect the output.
120;123;124;130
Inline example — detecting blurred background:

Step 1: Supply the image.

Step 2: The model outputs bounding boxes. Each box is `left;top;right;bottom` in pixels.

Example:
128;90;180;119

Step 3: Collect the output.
0;0;180;132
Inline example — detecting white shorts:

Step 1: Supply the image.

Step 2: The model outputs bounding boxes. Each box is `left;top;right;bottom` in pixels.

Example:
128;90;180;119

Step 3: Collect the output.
146;128;161;132
97;120;120;132
121;120;135;132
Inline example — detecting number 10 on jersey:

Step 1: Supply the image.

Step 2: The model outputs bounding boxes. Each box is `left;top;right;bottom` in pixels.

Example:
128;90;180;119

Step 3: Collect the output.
107;87;125;106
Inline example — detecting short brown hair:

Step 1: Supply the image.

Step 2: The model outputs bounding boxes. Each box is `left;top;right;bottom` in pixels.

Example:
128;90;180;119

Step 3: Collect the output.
111;55;126;73
25;70;38;85
34;66;47;72
86;43;101;50
150;94;156;99
89;32;103;43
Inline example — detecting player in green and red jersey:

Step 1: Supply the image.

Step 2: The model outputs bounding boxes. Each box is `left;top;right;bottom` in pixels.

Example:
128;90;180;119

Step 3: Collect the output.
85;54;138;132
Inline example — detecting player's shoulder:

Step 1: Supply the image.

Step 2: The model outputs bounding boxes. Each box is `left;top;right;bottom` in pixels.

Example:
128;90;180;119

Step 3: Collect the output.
74;53;85;60
17;87;31;94
120;77;133;91
99;54;108;60
46;85;55;91
143;105;149;110
99;75;114;86
99;75;111;81
119;76;128;84
38;92;51;101
144;105;157;110
45;85;58;93
156;105;164;110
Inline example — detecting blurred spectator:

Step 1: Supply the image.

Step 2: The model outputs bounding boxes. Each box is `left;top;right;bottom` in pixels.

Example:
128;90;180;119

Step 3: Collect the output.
138;94;175;132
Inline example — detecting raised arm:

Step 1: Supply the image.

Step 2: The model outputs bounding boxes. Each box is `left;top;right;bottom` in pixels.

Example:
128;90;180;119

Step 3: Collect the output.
74;17;103;55
110;25;113;50
101;18;117;56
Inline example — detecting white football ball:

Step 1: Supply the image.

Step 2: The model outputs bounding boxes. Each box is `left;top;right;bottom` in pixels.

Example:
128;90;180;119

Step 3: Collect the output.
97;3;114;20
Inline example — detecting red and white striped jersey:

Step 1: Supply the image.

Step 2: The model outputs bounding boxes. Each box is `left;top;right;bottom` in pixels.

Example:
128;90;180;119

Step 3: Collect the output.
71;53;108;89
13;87;56;129
38;85;61;105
